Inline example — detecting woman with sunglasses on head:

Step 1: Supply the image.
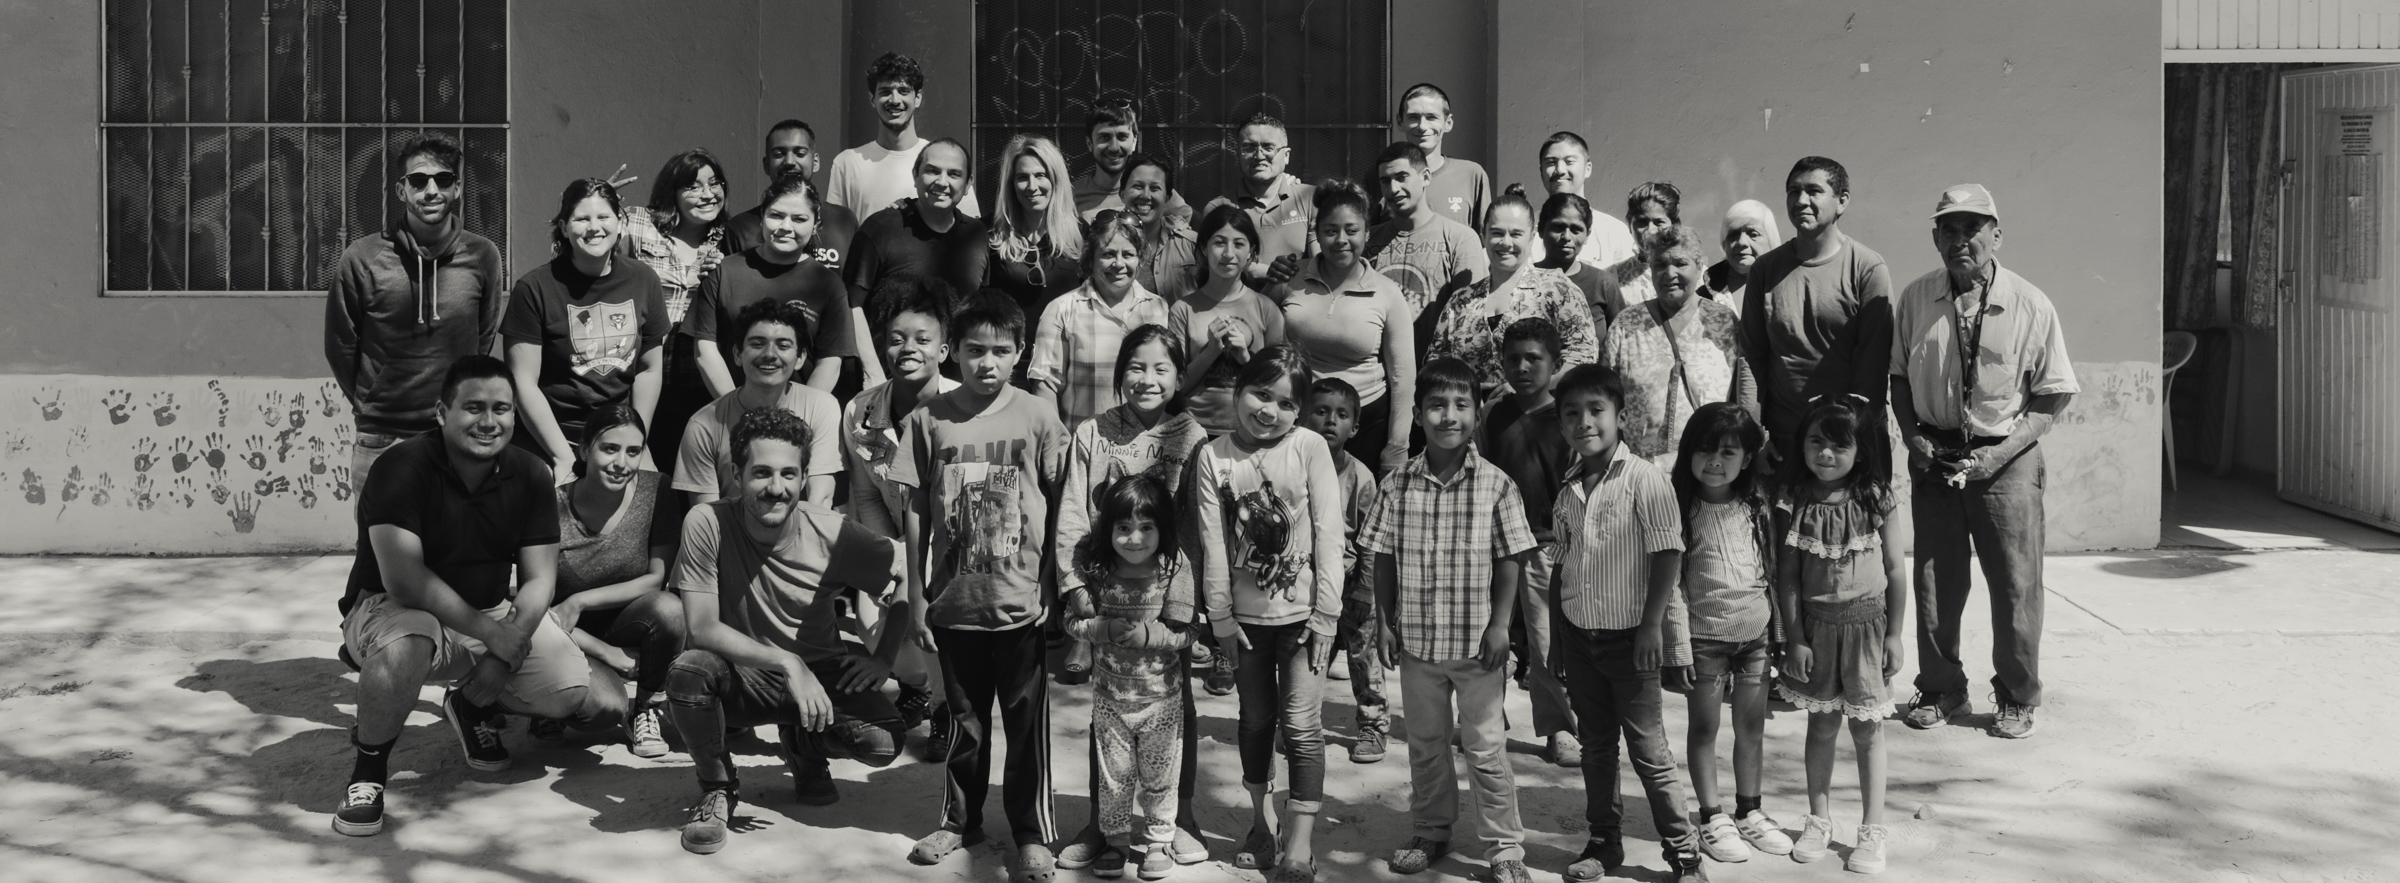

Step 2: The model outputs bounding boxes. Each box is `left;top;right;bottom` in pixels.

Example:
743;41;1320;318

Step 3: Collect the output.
618;149;732;479
986;133;1088;385
506;178;671;483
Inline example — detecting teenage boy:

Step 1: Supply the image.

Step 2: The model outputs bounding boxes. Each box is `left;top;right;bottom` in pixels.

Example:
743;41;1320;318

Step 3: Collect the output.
1482;318;1581;768
1202;113;1319;288
725;119;862;273
1366;357;1538;883
675;300;843;508
1366;142;1489;338
1394;84;1490;232
1529;131;1640;270
827;53;981;219
893;291;1069;882
325;133;508;478
670;407;909;855
1302;377;1389;763
686;173;856;394
845;139;990;387
1073;102;1191;224
1550;364;1704;883
1739;156;1893;471
331;355;626;837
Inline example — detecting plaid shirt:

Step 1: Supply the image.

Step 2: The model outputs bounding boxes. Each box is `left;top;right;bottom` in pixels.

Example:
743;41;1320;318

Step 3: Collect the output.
619;208;726;324
1553;442;1691;666
1027;280;1172;428
1362;448;1539;662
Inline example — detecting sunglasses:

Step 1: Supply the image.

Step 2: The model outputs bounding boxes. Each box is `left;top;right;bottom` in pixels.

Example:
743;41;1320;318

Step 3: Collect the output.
400;172;459;190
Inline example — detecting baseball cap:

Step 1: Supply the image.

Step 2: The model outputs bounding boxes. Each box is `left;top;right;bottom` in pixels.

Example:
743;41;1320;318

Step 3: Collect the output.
1930;184;1997;221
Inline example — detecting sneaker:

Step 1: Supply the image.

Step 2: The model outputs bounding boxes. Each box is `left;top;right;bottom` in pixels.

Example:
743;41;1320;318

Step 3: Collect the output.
896;684;937;731
1903;691;1966;729
1737;809;1795;855
1791;813;1835;863
1563;839;1623;882
1388;836;1448;874
919;704;955;762
1055;824;1107;869
1138;844;1176;879
1014;843;1058;883
791;765;839;806
528;717;565;741
1697;812;1752;862
1204;655;1237;696
680;789;735;855
442;689;511;772
331;781;385;836
1489;858;1533;883
627;704;669;758
1669;843;1711;883
1847;824;1889;874
1545;731;1583;768
908;828;986;865
1350;725;1388;764
1992;701;2039;739
1169;826;1208;864
1092;845;1129;879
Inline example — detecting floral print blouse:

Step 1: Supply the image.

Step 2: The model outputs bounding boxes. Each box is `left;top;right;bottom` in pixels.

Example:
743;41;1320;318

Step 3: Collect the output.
1426;265;1601;392
1601;296;1757;470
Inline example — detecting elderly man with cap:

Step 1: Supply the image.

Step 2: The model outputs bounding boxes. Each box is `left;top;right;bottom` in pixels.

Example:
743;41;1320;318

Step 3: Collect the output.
1888;184;2077;740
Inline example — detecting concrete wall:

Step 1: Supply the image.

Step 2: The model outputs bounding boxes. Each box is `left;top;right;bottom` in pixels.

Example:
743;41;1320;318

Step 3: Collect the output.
1392;0;1496;174
1497;0;2165;550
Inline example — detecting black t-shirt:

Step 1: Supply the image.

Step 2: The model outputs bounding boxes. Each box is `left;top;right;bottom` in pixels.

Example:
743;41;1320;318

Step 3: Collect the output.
844;199;990;309
502;255;670;434
342;433;562;614
723;200;860;276
682;249;858;386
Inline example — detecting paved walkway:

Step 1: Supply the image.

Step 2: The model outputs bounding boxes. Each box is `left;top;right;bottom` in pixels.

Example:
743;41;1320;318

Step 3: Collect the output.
1;546;2395;882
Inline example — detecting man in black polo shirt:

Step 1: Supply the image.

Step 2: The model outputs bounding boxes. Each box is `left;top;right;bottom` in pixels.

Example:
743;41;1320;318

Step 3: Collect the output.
843;138;988;387
723;118;861;274
332;355;628;838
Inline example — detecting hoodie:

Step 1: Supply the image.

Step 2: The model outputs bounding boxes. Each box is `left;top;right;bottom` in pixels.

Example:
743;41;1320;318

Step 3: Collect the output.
323;222;507;438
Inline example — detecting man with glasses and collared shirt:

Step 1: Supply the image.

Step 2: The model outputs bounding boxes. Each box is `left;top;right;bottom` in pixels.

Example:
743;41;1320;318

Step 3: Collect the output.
326;133;508;478
1202;113;1318;289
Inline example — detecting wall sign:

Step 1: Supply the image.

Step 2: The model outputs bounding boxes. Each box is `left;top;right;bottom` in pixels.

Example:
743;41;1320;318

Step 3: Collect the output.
2321;109;2391;283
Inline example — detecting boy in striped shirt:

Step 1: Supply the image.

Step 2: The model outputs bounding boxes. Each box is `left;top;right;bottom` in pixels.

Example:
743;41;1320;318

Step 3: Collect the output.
1549;364;1704;883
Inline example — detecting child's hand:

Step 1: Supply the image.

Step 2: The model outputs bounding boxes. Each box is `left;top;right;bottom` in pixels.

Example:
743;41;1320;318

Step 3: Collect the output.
1216;627;1250;667
1304;630;1334;673
1105;618;1138;646
1375;619;1401;670
1662;664;1696;693
1883;632;1906;679
1477;621;1510;671
1785;641;1813;682
1634;626;1663;672
1064;588;1095;619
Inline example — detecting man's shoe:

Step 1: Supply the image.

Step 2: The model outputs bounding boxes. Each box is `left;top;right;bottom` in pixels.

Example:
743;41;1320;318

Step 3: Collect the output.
680;789;735;855
331;781;385;836
1847;824;1889;874
1737;809;1795;855
442;689;511;772
1204;655;1238;696
1488;858;1533;883
627;704;670;758
919;705;955;762
1349;725;1388;764
1992;701;2039;739
1791;814;1835;863
1563;839;1623;882
1092;845;1128;879
1697;812;1752;862
1054;824;1107;869
1014;842;1058;883
1388;836;1449;874
1545;731;1583;768
1137;844;1176;879
1169;826;1208;864
1903;692;1966;730
909;828;986;865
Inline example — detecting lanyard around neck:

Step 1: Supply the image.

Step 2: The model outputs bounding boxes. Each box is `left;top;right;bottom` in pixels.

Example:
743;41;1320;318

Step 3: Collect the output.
1950;274;1994;425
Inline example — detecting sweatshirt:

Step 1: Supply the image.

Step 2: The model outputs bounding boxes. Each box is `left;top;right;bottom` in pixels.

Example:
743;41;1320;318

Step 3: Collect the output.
323;222;507;438
1063;566;1196;703
1055;406;1209;620
1192;429;1347;639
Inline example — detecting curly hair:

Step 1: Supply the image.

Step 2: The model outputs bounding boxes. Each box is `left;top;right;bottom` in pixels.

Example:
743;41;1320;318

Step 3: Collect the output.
729;406;813;471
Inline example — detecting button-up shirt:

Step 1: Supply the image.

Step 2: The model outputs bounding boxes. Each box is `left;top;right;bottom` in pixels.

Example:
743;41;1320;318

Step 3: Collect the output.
1890;262;2080;437
1362;448;1538;662
842;376;959;540
1551;442;1690;665
1028;280;1172;428
618;208;725;325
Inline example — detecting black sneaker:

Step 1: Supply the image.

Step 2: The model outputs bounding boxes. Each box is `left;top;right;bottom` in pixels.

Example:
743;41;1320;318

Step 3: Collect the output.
1205;654;1238;696
331;781;385;836
896;684;937;731
1563;839;1623;882
919;704;955;762
681;789;736;855
443;689;511;772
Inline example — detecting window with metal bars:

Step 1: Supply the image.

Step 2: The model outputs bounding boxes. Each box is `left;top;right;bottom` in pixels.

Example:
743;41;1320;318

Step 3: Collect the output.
101;0;508;296
972;0;1388;213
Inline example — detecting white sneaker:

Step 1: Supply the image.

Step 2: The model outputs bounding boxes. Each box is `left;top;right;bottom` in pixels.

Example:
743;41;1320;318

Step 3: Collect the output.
1737;809;1794;856
1846;824;1888;874
627;704;670;758
1696;812;1752;862
1791;813;1834;863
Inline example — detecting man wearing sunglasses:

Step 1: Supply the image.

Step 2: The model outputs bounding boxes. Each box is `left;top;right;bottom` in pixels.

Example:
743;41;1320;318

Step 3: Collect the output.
325;133;508;478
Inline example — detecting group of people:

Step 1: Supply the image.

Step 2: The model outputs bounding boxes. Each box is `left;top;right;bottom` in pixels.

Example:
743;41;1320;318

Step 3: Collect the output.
319;50;2079;883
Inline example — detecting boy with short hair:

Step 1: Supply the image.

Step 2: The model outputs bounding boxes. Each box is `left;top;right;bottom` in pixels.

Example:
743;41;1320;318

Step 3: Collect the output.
1395;83;1490;232
1530;131;1640;270
1073;102;1191;225
675;298;843;508
826;53;982;219
1481;318;1581;768
1301;377;1389;763
1366;141;1489;340
893;291;1069;883
1366;357;1539;883
1549;364;1703;883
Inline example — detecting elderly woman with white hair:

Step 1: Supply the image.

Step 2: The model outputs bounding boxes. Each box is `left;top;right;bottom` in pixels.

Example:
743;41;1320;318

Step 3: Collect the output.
1704;199;1783;315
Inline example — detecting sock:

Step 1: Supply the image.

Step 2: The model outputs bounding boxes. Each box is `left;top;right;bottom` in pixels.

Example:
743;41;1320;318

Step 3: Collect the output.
1736;794;1763;818
349;728;397;785
1698;804;1723;822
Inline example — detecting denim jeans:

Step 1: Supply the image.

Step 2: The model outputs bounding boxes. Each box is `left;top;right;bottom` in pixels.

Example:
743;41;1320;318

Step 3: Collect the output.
1911;443;2047;707
571;589;687;702
1232;621;1327;812
1557;624;1693;846
665;647;904;789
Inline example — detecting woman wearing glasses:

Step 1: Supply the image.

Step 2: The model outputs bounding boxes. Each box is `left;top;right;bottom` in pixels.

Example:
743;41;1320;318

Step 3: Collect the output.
986;133;1088;386
618;149;731;477
504;178;671;482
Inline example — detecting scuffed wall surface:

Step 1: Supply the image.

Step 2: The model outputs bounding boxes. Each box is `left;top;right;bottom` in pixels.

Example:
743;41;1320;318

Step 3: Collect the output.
2046;361;2164;551
1;376;355;554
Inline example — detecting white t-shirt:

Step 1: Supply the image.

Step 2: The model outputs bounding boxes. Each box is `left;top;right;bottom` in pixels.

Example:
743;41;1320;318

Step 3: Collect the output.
1528;207;1639;270
825;140;982;220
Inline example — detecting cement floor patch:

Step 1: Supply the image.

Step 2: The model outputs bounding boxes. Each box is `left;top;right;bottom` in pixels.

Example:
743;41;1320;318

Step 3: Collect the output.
2047;550;2400;635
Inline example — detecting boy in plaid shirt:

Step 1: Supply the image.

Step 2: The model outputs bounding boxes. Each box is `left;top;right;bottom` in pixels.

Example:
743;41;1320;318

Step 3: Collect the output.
1365;357;1539;883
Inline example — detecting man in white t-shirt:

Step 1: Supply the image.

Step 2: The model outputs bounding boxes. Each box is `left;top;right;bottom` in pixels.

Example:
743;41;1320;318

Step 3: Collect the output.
1529;131;1639;270
825;52;981;220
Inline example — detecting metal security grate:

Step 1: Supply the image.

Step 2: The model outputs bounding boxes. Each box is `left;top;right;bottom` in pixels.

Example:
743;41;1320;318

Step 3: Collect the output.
101;0;508;296
972;0;1389;212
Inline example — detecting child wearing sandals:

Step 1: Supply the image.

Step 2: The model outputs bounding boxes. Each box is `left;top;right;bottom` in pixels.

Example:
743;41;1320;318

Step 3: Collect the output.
1774;397;1908;875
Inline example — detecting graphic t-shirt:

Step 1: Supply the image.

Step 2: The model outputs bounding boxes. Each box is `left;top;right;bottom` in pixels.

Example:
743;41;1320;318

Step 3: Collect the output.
722;200;860;276
1364;214;1489;326
672;498;902;663
681;249;857;385
889;385;1068;631
502;255;670;435
1424;156;1492;232
845;200;991;310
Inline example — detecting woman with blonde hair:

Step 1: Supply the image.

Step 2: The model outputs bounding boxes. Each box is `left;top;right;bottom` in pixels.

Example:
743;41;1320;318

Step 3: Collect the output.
987;133;1088;328
1706;199;1783;314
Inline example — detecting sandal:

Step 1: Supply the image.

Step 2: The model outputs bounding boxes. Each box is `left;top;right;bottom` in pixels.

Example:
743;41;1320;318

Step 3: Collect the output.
1234;825;1277;870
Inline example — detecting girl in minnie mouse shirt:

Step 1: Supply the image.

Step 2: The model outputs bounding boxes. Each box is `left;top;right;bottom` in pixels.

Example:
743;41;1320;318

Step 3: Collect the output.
1191;344;1347;881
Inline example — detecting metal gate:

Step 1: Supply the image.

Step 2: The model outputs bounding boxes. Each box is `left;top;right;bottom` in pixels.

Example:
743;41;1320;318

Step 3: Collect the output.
972;0;1389;213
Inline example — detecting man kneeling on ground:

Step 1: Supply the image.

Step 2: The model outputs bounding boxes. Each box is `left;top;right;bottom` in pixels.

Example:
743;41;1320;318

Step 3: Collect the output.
670;406;909;855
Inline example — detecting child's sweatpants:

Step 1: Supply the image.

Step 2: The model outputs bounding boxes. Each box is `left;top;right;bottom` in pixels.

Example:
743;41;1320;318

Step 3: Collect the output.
1092;689;1183;845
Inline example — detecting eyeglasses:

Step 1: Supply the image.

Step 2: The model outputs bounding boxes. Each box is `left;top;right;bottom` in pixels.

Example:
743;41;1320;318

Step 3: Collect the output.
400;171;458;190
681;178;726;194
1237;143;1287;157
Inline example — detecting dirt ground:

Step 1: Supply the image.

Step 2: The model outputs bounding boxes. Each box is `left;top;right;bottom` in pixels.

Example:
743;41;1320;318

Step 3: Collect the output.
1;552;2396;883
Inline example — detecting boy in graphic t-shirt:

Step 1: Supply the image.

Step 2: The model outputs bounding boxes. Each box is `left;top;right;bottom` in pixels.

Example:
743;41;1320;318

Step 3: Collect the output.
891;291;1070;882
1365;141;1490;344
